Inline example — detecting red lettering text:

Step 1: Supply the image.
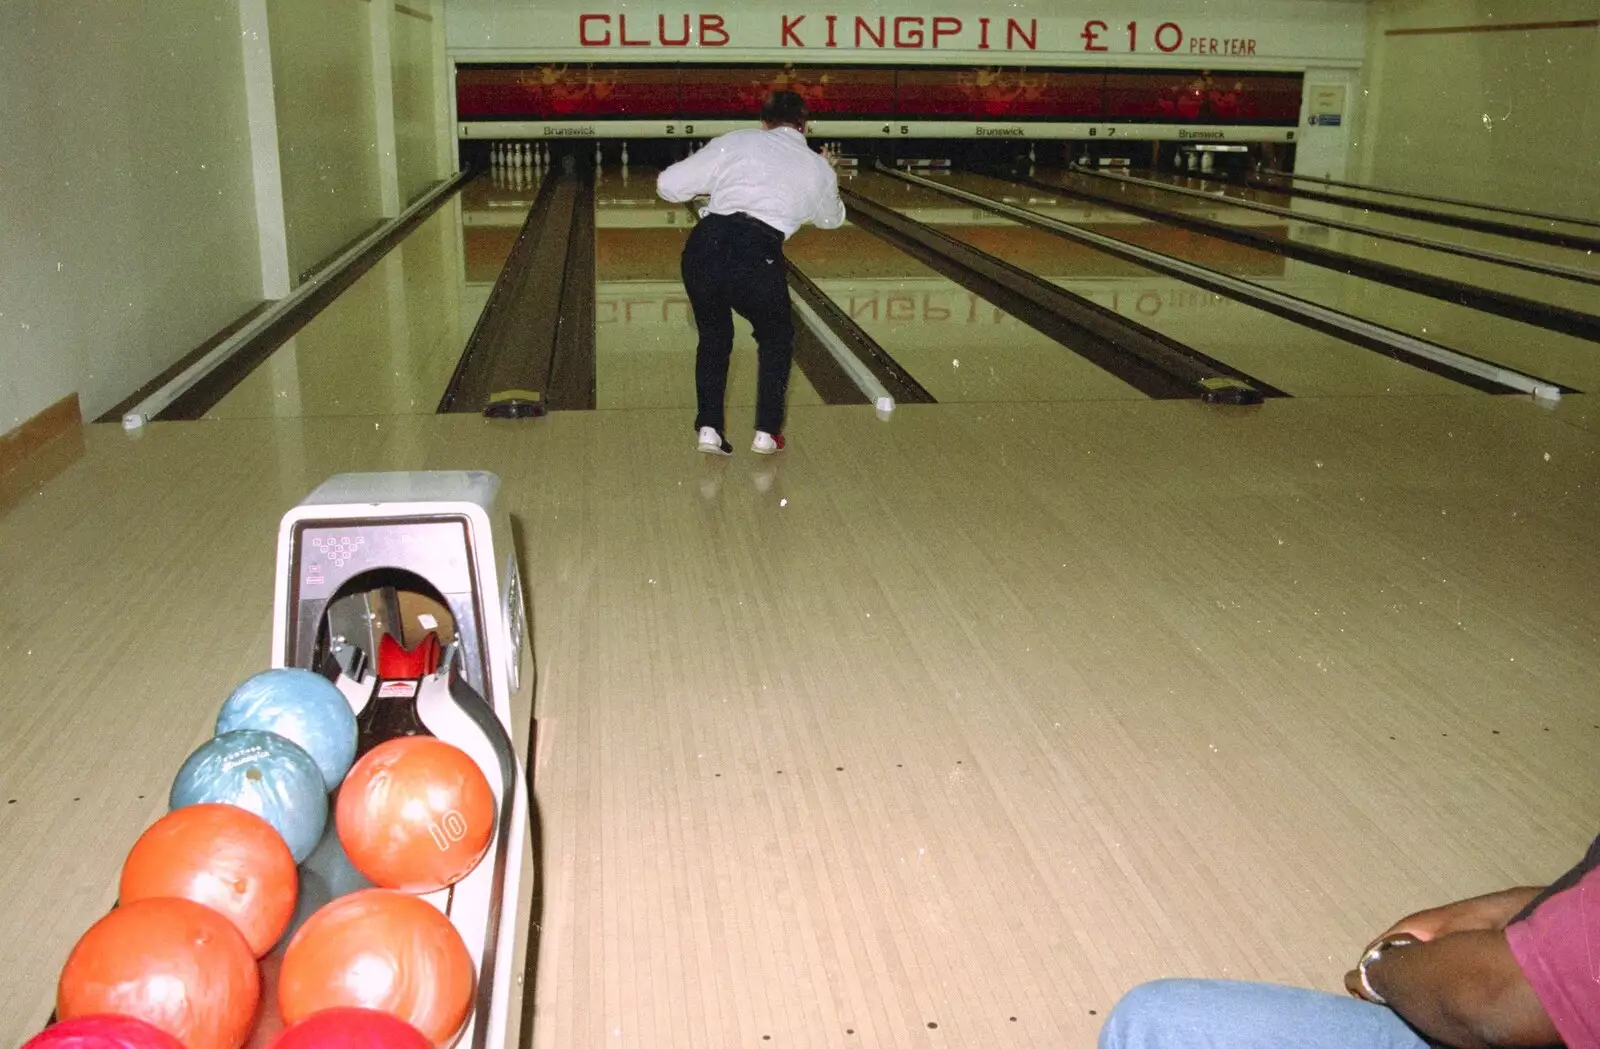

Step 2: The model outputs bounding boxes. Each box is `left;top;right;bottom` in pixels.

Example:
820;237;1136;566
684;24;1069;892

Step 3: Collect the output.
1007;18;1036;50
894;16;924;47
659;13;689;46
1126;20;1137;50
782;14;806;46
931;16;961;47
825;13;838;46
578;13;610;45
618;13;650;45
855;15;885;47
1155;21;1183;52
978;16;991;48
700;13;728;46
1082;19;1107;51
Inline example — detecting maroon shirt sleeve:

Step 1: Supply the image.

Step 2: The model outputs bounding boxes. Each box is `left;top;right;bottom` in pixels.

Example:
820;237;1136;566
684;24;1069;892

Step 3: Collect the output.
1505;863;1600;1049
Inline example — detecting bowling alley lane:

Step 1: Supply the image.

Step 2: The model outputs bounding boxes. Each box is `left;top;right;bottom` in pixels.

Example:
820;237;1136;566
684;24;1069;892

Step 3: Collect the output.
1257;173;1600;240
1041;171;1600;311
205;182;510;421
904;169;1600;394
592;166;824;414
843;170;1476;398
785;214;1150;403
1148;171;1600;276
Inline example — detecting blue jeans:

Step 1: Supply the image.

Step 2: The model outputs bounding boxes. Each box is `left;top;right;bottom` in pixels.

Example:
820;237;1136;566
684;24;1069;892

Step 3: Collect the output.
1100;980;1432;1049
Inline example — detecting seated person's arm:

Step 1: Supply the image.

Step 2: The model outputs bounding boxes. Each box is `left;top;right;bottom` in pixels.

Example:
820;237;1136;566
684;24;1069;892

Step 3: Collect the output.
1360;931;1560;1049
1374;887;1545;947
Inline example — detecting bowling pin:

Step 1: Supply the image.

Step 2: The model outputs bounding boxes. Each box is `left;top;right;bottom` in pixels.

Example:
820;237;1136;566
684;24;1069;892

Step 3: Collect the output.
1028;143;1036;164
595;142;602;166
621;141;630;166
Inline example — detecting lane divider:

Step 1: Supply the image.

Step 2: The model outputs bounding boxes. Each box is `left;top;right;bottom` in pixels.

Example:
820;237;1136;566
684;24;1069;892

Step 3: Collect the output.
1079;167;1600;288
122;171;472;428
789;291;896;416
887;165;1563;402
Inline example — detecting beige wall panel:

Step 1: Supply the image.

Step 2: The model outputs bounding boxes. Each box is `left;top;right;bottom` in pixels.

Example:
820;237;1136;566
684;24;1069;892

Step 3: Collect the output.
0;0;262;427
269;0;383;278
1359;0;1599;217
394;3;442;204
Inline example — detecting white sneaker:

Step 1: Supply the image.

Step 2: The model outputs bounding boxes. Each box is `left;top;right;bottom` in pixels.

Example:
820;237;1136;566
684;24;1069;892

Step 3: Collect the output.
697;426;732;456
751;431;786;455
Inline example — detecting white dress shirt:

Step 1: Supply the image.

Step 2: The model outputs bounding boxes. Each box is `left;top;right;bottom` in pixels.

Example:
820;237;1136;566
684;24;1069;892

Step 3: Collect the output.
656;126;846;239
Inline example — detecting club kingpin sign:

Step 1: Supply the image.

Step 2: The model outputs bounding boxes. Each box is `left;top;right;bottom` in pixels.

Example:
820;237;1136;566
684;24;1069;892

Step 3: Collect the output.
575;12;1258;56
448;3;1365;65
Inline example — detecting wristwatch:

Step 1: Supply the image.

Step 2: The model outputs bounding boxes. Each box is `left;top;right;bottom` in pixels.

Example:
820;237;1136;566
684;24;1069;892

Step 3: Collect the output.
1358;936;1418;1005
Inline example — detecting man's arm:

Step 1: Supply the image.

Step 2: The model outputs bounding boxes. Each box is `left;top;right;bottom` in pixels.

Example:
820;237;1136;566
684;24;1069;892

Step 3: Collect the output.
656;148;720;203
1350;932;1560;1049
1373;887;1546;948
811;166;846;230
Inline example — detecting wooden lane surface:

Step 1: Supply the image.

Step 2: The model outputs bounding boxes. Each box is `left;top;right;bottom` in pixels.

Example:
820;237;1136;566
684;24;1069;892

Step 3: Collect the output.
0;396;1597;1046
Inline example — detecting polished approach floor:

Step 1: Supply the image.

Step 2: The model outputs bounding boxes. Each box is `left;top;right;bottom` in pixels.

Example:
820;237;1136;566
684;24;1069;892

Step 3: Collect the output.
2;391;1597;1047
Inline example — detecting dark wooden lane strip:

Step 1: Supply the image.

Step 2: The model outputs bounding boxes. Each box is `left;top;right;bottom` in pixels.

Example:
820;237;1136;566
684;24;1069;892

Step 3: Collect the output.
1257;168;1600;232
1239;174;1600;254
547;177;597;411
842;187;1279;402
439;171;589;413
1034;170;1600;343
785;264;936;405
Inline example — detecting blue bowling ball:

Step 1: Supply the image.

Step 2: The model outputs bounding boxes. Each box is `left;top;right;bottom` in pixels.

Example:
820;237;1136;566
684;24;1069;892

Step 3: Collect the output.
216;668;357;791
170;729;327;862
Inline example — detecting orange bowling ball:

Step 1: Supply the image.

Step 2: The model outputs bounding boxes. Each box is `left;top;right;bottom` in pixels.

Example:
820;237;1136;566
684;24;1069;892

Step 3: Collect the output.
277;889;475;1047
120;803;298;956
57;897;259;1049
336;737;495;893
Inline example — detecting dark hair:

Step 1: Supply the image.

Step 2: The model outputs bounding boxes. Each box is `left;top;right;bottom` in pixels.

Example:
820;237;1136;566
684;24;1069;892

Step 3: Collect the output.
761;90;808;130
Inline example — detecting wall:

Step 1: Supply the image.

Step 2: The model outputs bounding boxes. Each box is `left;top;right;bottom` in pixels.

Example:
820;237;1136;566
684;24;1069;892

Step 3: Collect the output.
1355;0;1599;216
269;0;384;279
0;0;264;428
394;2;445;204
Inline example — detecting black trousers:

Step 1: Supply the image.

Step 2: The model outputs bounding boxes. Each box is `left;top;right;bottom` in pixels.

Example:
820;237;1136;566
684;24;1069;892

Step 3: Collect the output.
681;212;794;436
